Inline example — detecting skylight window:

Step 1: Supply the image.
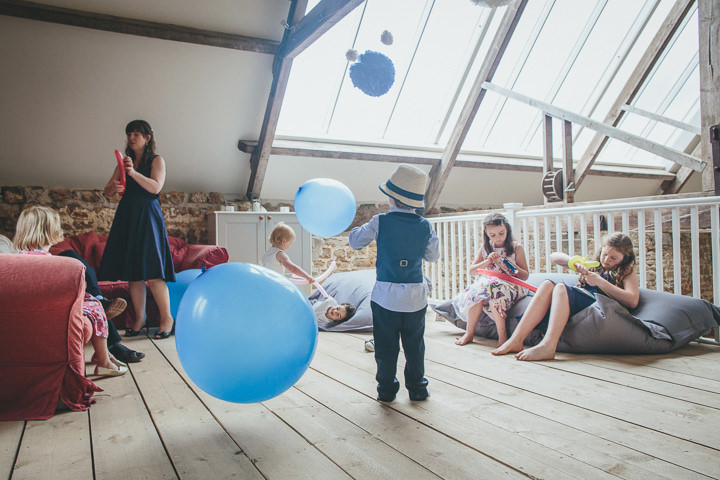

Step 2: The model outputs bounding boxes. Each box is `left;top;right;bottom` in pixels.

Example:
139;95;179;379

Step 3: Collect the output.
278;0;700;171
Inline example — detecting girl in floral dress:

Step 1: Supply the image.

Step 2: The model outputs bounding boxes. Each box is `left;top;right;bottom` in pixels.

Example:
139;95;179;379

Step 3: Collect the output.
453;213;530;347
13;206;127;376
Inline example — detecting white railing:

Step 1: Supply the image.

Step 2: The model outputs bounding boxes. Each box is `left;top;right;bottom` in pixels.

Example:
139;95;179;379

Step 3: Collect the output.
425;194;720;308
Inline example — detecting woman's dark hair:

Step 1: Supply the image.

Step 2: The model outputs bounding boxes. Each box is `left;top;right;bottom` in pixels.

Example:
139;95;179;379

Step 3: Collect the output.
125;119;156;171
483;213;514;256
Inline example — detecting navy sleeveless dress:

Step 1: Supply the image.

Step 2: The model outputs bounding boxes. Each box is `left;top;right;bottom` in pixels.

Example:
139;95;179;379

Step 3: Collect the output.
98;155;176;282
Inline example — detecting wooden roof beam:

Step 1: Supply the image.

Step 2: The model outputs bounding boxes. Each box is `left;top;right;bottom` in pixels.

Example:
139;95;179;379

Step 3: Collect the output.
573;0;697;189
281;0;366;60
246;0;365;200
238;139;675;180
0;0;279;54
424;0;528;211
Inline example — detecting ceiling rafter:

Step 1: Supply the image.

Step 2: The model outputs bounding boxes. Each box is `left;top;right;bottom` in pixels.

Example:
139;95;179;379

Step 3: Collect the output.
245;0;366;200
573;0;697;190
237;138;675;181
424;0;528;212
0;0;279;54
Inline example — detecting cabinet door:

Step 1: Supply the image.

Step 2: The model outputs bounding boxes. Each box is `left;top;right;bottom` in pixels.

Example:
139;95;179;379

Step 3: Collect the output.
214;213;266;263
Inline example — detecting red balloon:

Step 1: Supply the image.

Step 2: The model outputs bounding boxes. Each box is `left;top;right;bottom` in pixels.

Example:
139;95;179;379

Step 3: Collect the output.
114;149;126;191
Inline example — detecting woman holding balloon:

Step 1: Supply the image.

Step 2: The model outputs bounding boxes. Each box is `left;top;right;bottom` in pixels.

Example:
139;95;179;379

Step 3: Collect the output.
99;119;176;339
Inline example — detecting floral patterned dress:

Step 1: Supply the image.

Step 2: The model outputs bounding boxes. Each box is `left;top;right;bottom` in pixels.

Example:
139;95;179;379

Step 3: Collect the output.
19;250;108;338
452;242;530;321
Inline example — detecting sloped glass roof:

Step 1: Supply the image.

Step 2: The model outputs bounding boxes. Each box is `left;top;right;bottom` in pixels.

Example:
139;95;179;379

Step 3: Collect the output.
277;0;700;171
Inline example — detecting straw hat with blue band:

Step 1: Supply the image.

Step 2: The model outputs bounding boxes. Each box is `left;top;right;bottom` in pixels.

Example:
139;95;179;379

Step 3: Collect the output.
379;164;428;209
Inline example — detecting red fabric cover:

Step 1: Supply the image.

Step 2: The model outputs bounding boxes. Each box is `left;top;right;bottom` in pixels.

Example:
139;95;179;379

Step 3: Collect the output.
49;232;229;328
0;255;102;421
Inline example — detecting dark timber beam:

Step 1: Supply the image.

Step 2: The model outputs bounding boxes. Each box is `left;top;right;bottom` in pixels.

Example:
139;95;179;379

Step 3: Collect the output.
246;0;307;200
698;0;719;193
281;0;366;60
237;139;675;180
246;0;365;200
0;0;279;54
574;0;696;189
424;0;528;211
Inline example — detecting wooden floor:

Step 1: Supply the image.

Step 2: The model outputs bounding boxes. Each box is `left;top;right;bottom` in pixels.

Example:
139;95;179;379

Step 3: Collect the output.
2;314;719;480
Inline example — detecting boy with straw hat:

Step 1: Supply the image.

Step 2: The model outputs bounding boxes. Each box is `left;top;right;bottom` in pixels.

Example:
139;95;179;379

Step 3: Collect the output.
349;164;440;402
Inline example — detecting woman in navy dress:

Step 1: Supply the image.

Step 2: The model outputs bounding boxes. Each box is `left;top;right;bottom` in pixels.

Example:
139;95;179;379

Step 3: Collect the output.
99;120;176;339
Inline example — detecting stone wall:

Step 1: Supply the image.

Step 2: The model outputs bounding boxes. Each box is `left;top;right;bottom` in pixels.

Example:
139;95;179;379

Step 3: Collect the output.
0;185;243;245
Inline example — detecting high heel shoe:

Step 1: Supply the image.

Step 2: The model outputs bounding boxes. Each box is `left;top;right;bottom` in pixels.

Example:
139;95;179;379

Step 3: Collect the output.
154;319;175;340
125;322;147;337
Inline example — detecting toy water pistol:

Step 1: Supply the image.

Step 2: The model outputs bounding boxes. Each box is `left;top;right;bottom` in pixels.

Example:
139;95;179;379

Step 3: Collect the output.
567;255;600;271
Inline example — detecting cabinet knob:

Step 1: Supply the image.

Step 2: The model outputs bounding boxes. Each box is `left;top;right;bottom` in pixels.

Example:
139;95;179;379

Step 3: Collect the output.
259;215;264;220
267;215;272;220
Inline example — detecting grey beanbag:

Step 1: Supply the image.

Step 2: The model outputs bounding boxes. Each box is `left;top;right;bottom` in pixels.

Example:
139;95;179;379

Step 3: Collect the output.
432;273;720;354
309;269;375;332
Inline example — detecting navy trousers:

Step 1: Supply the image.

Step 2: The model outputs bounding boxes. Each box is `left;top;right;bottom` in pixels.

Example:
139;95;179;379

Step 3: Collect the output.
371;301;428;398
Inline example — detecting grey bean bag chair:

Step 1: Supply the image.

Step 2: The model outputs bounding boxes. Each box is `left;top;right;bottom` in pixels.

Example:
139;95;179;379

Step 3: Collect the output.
431;273;720;354
309;269;376;332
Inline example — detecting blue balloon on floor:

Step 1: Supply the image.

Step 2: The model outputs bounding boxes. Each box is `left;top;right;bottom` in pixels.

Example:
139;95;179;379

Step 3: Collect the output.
294;178;356;237
167;268;202;318
175;262;318;403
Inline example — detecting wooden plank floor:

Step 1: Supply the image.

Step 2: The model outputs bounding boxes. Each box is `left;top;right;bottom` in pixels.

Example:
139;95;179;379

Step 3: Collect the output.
2;314;719;479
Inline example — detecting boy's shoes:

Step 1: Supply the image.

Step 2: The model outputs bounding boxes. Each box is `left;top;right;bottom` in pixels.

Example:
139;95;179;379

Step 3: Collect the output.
376;393;396;403
104;298;127;320
109;343;145;363
364;339;375;352
409;389;430;401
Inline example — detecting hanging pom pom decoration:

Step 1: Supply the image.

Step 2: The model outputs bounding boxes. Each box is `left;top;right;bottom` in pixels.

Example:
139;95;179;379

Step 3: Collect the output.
469;0;517;7
348;50;395;97
345;49;358;62
380;30;394;46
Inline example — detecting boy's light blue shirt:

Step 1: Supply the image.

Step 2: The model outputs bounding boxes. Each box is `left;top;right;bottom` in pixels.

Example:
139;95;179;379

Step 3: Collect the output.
349;205;440;312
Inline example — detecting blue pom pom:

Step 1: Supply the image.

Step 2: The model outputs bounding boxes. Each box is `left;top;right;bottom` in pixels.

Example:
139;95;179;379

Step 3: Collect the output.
349;50;395;97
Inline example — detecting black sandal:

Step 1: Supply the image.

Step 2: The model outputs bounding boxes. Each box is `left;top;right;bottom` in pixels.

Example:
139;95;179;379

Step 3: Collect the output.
125;322;146;337
154;319;175;340
125;327;145;337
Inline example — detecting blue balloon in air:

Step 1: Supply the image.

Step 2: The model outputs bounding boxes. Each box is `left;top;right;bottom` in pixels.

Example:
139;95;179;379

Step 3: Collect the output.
175;262;317;403
294;178;356;237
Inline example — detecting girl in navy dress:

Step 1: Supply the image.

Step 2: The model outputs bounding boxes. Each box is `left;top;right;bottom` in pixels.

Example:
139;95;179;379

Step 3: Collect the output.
99;120;176;339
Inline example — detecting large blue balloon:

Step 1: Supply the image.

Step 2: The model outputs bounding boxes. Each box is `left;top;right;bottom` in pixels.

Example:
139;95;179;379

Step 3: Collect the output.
175;262;318;403
167;268;202;318
294;178;356;237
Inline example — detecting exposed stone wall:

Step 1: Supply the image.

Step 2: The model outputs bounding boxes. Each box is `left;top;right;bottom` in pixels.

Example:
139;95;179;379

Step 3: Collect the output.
0;185;248;245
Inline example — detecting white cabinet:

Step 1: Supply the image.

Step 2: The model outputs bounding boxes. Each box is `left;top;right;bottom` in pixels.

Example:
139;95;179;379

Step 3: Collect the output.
208;212;313;292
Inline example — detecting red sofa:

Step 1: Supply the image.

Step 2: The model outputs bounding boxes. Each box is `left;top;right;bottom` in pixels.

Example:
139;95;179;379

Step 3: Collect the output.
0;255;101;421
49;231;229;329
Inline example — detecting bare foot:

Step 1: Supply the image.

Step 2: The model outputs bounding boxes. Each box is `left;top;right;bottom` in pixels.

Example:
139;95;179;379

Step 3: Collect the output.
495;334;508;348
491;338;523;356
514;343;557;361
454;334;473;346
